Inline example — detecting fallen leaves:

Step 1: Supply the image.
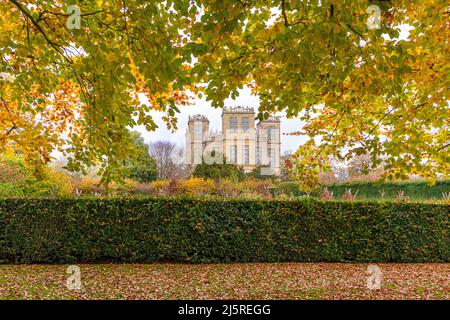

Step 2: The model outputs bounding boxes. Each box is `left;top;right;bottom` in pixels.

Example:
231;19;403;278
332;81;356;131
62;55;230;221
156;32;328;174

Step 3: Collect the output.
0;263;448;300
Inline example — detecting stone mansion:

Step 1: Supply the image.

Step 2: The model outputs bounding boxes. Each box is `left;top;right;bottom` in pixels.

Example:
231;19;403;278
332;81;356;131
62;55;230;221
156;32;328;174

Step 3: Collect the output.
185;106;281;175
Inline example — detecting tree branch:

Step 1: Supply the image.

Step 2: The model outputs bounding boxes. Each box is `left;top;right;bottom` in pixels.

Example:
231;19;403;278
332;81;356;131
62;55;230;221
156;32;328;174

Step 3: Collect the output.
8;0;72;63
343;23;366;41
281;0;289;27
42;9;105;18
436;143;449;152
0;97;19;141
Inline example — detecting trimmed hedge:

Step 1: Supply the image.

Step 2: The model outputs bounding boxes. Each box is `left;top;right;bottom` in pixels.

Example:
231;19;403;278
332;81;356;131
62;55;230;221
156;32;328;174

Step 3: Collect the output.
323;180;450;200
0;198;448;263
274;181;302;197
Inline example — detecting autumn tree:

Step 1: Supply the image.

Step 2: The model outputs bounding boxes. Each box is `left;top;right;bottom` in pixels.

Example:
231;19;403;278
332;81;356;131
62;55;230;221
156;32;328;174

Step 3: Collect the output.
121;131;158;183
1;0;448;187
1;0;193;184
187;0;449;185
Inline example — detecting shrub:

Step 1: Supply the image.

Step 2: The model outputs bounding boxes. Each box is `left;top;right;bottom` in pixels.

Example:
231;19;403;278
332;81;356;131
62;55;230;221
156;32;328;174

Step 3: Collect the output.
246;165;275;180
180;178;215;195
278;180;450;200
74;177;104;195
23;174;73;197
342;188;358;201
242;179;274;198
0;155;74;197
149;180;170;195
442;192;450;202
214;179;241;197
0;157;28;184
274;181;301;197
124;161;158;183
73;177;145;197
0;198;447;263
192;160;245;181
395;190;409;201
128;182;153;195
320;187;335;200
121;131;158;183
324;180;450;200
0;183;24;198
167;179;180;195
146;178;274;198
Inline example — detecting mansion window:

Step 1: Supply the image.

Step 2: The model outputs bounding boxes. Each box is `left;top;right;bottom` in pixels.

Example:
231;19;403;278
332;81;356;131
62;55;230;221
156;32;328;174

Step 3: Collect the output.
194;125;202;140
267;126;274;142
268;147;275;165
243;145;249;164
256;146;261;164
229;117;237;129
230;145;237;163
241;117;249;131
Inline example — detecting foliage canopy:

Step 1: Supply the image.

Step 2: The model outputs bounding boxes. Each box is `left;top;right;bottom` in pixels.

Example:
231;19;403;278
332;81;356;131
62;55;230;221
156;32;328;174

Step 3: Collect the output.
1;0;448;185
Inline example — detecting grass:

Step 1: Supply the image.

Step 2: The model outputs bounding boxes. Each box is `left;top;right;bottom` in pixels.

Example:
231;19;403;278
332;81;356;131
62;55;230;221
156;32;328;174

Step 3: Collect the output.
0;263;448;300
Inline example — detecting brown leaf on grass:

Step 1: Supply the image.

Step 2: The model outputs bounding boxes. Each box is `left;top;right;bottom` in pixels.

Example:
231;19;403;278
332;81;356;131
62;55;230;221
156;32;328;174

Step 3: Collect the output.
0;263;448;300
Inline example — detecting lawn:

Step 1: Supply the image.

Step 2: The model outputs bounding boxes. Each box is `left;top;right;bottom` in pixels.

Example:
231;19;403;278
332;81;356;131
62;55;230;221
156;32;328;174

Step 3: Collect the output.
0;263;448;300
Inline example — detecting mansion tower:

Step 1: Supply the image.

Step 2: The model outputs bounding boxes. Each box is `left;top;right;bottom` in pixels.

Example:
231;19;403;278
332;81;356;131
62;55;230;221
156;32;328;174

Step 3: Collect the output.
185;106;281;175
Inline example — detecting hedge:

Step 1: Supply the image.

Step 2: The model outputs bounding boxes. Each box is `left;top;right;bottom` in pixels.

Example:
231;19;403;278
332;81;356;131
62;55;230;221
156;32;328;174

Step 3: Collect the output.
328;180;450;200
0;198;448;263
274;180;450;200
323;180;450;200
274;181;302;197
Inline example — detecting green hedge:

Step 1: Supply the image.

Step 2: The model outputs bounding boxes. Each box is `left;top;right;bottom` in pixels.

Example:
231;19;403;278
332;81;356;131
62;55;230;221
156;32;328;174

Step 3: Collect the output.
274;180;450;200
0;198;448;263
324;180;450;200
274;181;301;197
